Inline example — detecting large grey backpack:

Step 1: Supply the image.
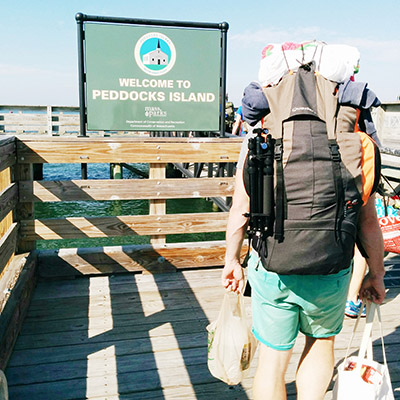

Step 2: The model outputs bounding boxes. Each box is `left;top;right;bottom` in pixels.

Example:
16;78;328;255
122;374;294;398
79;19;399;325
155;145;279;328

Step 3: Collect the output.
243;62;380;275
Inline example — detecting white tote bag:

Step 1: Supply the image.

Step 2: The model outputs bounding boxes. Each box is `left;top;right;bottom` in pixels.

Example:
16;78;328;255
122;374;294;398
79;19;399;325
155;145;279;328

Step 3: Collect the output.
0;370;8;400
333;302;394;400
206;292;257;385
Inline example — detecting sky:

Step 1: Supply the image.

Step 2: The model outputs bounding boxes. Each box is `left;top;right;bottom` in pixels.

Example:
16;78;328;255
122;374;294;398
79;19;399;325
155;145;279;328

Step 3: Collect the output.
1;0;400;107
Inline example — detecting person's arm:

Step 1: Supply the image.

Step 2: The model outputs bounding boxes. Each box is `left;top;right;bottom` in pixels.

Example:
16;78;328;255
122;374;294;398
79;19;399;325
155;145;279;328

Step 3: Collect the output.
357;193;386;304
221;169;250;293
231;114;242;136
347;245;368;303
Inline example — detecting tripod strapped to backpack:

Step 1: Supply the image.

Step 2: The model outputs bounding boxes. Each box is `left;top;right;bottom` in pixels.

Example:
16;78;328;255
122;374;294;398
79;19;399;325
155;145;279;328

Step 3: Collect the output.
245;128;275;258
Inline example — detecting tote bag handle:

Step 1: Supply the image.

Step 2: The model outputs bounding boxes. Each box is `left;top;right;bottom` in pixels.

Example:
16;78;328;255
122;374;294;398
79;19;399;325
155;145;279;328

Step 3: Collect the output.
343;302;389;374
343;301;373;364
356;302;388;373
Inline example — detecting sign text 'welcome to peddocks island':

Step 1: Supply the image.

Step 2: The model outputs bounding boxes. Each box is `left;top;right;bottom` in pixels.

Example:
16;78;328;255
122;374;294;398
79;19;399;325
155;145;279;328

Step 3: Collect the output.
78;15;228;132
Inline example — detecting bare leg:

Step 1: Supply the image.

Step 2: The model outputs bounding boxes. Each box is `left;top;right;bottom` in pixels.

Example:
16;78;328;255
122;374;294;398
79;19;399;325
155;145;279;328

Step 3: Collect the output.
296;336;335;400
347;246;368;303
253;342;293;400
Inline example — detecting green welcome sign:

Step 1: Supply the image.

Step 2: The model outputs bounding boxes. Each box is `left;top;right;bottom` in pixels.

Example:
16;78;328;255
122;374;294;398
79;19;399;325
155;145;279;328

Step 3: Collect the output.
82;19;225;132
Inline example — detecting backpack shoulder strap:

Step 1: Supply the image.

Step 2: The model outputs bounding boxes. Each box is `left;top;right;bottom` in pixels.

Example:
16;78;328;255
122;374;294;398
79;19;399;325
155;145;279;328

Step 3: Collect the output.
315;74;345;240
315;74;339;140
262;73;296;139
262;73;296;242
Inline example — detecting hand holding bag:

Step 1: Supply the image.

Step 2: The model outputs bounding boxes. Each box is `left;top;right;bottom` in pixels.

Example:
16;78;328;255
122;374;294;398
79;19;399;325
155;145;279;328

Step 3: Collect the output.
206;291;257;385
333;302;394;400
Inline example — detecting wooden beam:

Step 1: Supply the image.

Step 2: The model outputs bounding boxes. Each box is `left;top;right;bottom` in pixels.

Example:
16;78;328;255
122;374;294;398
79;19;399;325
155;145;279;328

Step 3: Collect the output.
18;177;235;202
20;212;229;240
15;164;35;252
0;137;15;147
0;164;15;281
16;137;243;164
0;223;18;277
0;183;18;222
0;142;16;173
0;252;37;370
37;241;248;277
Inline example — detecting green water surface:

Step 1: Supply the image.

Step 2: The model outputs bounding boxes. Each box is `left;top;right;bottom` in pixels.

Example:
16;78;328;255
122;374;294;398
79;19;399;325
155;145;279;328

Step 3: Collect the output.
35;163;225;249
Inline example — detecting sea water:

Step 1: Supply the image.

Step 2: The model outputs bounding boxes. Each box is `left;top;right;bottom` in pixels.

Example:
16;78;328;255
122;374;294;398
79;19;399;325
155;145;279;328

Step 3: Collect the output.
35;163;224;249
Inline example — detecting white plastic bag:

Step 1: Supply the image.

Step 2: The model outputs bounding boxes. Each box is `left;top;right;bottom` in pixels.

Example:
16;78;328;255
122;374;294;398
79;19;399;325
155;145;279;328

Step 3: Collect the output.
333;302;394;400
207;292;257;385
258;41;360;87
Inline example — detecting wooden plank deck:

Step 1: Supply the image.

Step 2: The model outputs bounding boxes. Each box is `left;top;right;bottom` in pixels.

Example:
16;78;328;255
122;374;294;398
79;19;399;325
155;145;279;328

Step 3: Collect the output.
4;254;400;400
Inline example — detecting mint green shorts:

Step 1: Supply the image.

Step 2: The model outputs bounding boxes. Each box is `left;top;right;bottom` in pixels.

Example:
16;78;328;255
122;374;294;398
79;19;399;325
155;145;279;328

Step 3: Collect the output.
247;253;351;351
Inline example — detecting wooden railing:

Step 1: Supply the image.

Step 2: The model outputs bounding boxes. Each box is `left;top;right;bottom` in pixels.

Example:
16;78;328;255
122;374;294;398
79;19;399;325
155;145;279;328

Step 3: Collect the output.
0;105;219;137
15;135;243;276
0;106;81;136
0;137;17;280
0;136;37;370
2;103;400;145
0;135;244;368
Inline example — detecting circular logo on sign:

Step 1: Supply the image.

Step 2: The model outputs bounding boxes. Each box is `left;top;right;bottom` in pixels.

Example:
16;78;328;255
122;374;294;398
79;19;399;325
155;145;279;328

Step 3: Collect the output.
134;32;176;76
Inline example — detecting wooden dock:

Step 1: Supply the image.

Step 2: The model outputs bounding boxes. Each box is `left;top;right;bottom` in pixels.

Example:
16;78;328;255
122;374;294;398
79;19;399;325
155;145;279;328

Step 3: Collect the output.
0;134;244;398
4;254;400;399
0;133;399;399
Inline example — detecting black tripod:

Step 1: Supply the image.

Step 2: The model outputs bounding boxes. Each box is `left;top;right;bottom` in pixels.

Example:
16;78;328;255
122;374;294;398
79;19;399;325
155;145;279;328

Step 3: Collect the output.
245;128;275;257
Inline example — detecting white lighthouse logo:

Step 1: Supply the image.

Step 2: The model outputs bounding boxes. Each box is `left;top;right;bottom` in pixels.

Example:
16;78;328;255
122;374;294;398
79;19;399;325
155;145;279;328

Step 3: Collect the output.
134;32;176;76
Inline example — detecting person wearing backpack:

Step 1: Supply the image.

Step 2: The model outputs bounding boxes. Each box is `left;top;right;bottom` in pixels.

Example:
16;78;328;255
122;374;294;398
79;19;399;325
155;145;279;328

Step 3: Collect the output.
221;42;386;400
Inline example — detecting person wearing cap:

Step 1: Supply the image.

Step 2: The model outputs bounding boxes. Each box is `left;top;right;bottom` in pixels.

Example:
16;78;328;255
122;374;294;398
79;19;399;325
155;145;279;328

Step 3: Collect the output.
221;41;386;400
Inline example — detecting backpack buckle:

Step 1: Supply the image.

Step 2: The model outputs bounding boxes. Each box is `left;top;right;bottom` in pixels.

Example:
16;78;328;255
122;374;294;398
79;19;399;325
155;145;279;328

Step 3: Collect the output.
274;143;283;161
329;143;341;161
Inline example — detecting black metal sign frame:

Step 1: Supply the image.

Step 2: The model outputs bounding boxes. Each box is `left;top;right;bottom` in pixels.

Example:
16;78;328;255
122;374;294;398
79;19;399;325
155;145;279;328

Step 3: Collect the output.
75;12;229;137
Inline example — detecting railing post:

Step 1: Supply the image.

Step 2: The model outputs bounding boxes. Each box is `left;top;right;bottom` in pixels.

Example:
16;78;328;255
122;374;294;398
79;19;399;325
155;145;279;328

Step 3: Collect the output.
46;105;52;135
16;163;35;252
149;163;166;245
226;162;234;207
110;163;123;179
